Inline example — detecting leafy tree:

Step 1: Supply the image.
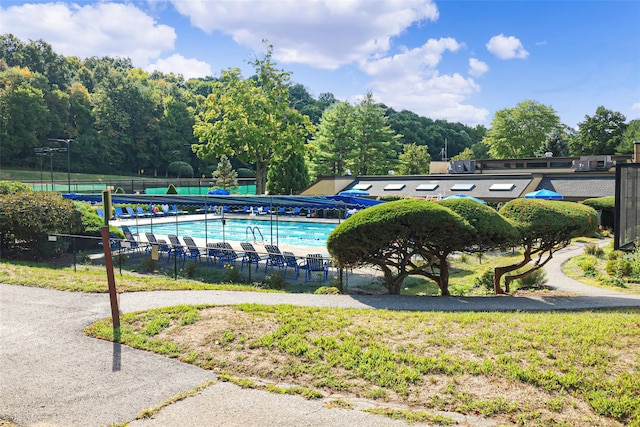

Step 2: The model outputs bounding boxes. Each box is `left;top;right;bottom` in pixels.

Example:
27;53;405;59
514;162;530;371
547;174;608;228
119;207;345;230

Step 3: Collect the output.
193;46;315;194
535;128;570;157
0;68;49;166
267;152;310;195
212;154;238;192
397;143;431;175
351;93;401;175
617;119;640;155
328;200;475;296
437;199;517;255
450;147;475;161
308;101;356;177
483;100;561;158
494;199;598;293
572;106;627;155
0;191;83;259
167;161;193;178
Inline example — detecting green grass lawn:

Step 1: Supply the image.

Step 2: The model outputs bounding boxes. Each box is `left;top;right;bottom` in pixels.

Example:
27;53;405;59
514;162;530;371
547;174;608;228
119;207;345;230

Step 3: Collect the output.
85;304;640;426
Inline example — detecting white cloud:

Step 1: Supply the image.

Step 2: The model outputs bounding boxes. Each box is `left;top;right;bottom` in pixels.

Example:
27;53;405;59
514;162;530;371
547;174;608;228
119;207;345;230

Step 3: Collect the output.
147;55;212;80
486;34;529;60
0;2;176;67
468;58;489;77
360;39;487;124
631;102;640;111
169;0;439;69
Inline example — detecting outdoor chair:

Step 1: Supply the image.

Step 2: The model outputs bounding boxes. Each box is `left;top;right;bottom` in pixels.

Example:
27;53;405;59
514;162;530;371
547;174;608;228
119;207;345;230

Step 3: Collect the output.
125;206;138;218
182;236;202;262
136;206;153;218
216;242;242;268
264;244;286;274
206;243;220;266
148;204;164;217
120;225;145;253
167;234;186;264
240;242;268;272
144;233;171;259
283;251;303;280
303;253;329;283
114;206;131;219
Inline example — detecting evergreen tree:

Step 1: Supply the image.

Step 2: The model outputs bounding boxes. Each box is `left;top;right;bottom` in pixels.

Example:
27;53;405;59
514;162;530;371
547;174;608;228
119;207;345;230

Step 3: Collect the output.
267;152;310;195
212;154;238;192
535;129;570;157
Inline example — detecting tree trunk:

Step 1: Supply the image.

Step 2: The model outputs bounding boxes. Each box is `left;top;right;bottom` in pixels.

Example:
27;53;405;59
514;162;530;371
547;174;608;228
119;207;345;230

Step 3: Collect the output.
255;160;268;195
437;257;450;296
494;247;532;294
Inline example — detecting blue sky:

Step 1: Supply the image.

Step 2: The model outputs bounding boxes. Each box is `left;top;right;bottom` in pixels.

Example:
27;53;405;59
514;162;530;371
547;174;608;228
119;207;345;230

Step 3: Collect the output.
1;0;638;128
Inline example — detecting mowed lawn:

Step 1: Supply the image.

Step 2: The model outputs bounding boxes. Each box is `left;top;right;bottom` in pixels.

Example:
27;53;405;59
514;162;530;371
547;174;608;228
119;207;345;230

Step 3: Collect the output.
86;304;640;427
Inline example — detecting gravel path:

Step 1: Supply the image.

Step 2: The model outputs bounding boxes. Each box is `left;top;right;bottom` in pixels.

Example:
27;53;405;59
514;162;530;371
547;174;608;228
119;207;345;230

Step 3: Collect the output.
1;240;638;427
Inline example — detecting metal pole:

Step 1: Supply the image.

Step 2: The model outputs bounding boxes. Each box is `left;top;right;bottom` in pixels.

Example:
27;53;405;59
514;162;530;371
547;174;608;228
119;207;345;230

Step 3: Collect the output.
49;152;54;190
67;144;71;193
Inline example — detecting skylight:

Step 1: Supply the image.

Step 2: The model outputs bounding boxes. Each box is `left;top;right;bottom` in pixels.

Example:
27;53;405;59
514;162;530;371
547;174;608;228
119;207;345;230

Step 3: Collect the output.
416;183;439;191
450;183;475;191
384;183;406;191
489;183;516;191
353;184;372;190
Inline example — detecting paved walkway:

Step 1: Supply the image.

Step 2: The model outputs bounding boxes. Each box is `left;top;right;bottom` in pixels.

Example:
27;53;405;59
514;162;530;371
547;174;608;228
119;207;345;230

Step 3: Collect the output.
1;241;639;427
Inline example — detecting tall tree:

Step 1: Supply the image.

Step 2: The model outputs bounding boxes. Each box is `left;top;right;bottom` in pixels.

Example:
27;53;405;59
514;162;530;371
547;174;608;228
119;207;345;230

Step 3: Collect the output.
534;128;570;157
211;154;238;192
617;119;640;155
572;106;627;155
482;100;561;158
308;101;356;177
266;152;310;195
193;46;314;194
397;143;431;175
351;93;400;175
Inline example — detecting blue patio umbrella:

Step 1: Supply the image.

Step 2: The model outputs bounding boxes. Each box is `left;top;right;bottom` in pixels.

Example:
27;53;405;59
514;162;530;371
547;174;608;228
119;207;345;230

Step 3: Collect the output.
338;189;369;196
524;189;563;200
208;188;230;195
442;194;487;204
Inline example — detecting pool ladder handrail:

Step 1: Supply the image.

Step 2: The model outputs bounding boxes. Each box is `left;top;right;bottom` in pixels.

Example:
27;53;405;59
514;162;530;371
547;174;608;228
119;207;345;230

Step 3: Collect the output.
246;226;264;243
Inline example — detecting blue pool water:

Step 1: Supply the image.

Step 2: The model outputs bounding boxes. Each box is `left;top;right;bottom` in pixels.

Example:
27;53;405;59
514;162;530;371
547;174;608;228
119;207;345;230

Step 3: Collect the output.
131;218;338;249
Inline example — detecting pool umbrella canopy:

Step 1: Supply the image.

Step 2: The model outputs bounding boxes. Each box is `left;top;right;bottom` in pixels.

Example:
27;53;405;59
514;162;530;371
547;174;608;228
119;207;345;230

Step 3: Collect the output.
524;189;564;200
338;189;369;196
442;194;487;205
208;188;230;195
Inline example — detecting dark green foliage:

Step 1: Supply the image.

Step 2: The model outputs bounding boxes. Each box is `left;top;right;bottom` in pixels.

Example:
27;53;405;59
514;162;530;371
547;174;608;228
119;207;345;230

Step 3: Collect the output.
211;154;238;191
473;269;495;291
0;191;84;259
236;168;256;178
437;199;517;253
581;196;615;230
168;161;193;178
166;183;178;194
328;199;475;295
495;199;599;293
114;187;125;194
266;152;310;195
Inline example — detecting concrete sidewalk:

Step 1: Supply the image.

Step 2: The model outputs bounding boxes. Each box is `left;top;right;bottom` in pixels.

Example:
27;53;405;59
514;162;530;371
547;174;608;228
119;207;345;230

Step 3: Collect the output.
1;241;639;427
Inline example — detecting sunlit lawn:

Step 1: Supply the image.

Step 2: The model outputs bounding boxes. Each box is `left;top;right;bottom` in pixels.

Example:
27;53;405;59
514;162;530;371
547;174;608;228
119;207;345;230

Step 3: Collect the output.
86;304;640;426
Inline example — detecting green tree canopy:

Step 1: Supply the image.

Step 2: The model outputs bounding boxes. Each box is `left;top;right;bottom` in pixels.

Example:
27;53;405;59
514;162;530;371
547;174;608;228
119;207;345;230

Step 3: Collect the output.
482;100;561;158
328;199;475;296
397;143;431;175
572;106;627;155
193;47;315;194
535;128;570;157
617;119;640;155
308;101;356;178
495;199;598;293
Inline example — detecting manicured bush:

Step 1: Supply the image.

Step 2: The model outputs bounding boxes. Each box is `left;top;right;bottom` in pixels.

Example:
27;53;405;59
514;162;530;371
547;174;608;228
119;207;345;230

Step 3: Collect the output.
0;191;84;259
496;199;599;293
166;183;178;194
578;256;598;277
237;168;256;178
516;268;548;290
581;196;615;230
328;199;475;295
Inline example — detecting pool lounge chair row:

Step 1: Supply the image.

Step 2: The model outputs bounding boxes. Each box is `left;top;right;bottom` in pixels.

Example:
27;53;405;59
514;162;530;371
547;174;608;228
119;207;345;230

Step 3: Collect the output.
139;233;330;282
105;204;187;220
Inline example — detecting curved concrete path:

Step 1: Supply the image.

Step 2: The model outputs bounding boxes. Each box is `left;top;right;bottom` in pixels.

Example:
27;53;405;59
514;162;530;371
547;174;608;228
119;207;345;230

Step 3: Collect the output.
1;241;639;427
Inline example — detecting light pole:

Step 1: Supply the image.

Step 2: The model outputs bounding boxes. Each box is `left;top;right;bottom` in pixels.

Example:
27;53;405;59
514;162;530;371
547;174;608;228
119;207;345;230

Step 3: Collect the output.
49;139;73;193
35;147;67;191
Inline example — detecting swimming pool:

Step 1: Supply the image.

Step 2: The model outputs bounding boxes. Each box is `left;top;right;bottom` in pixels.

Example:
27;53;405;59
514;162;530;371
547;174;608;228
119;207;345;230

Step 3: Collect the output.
131;218;338;249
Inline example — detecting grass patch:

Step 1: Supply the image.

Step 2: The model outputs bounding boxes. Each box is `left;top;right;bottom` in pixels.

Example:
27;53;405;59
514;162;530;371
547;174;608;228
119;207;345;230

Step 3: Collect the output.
86;304;640;426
